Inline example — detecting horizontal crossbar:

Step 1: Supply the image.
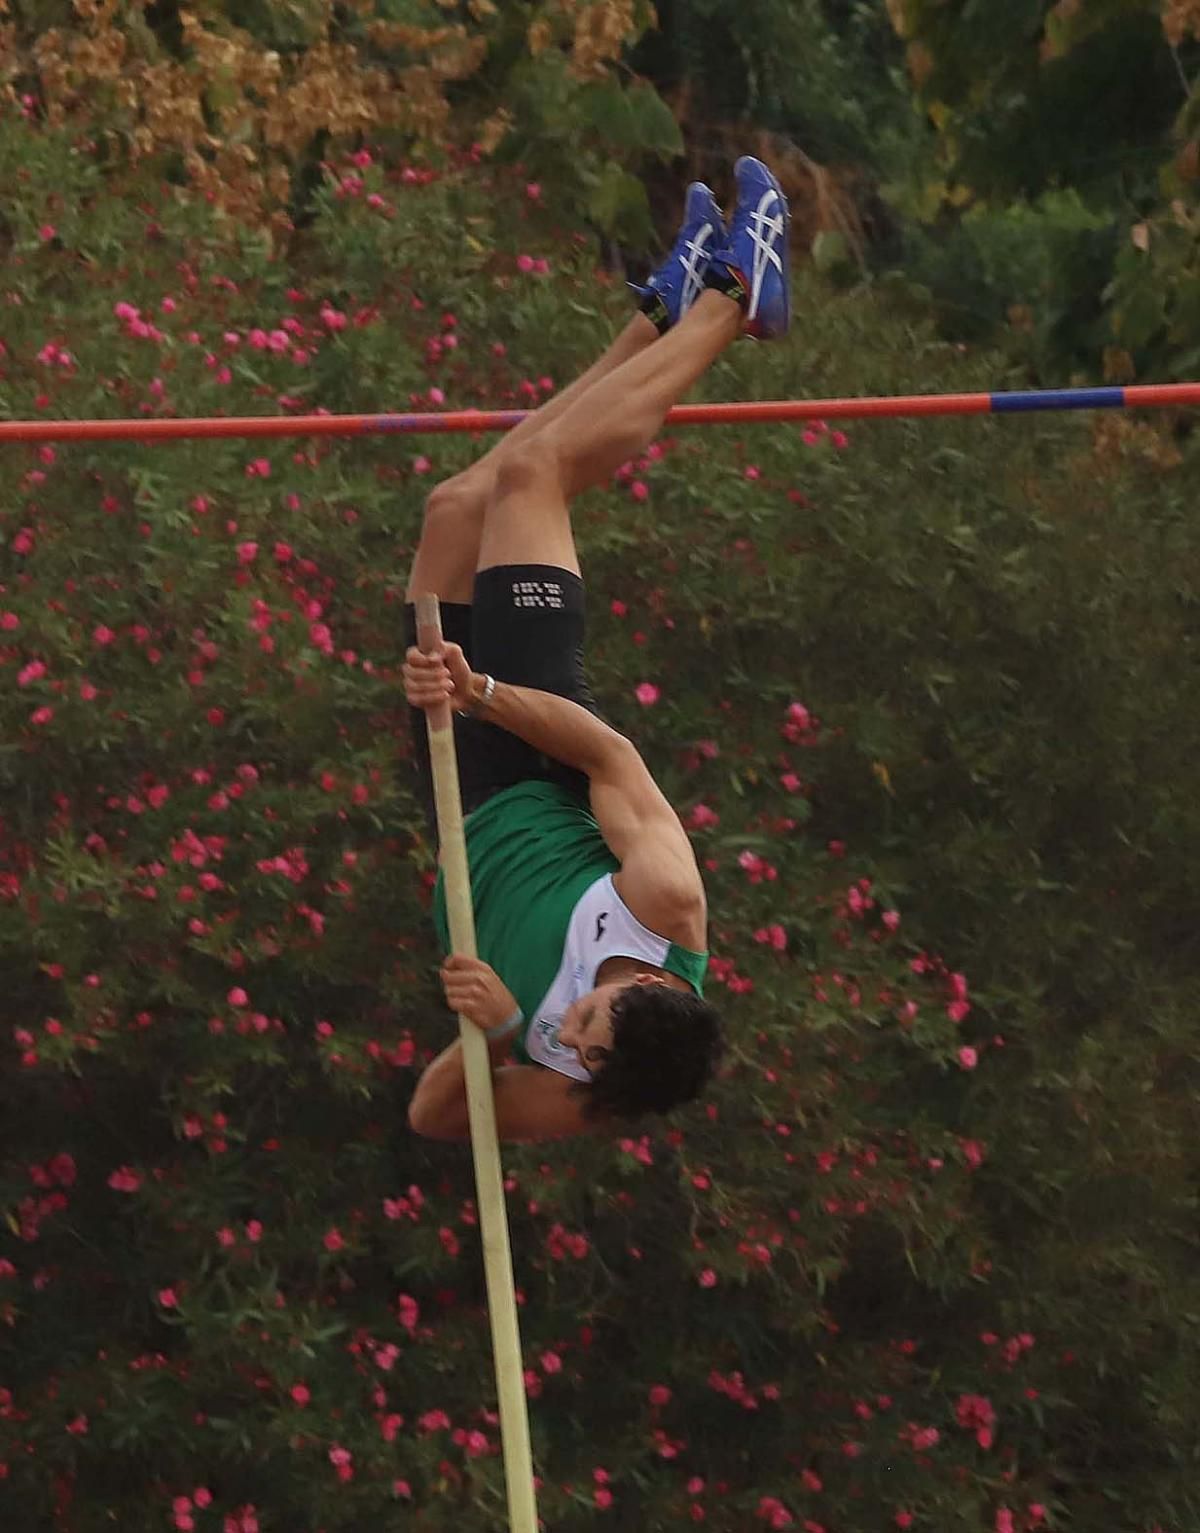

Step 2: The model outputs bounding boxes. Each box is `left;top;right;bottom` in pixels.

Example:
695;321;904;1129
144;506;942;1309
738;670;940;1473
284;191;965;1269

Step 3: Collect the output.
2;384;1198;443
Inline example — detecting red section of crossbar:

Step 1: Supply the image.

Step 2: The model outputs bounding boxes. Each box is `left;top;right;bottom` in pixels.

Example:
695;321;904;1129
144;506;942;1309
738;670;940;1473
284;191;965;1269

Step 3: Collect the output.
1;385;1199;443
1123;384;1200;408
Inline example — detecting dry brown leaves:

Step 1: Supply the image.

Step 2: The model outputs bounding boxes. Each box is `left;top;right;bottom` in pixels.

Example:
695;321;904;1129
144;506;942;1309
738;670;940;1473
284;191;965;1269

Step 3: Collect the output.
883;0;912;41
15;1;498;243
1164;0;1200;46
571;0;636;80
1092;414;1183;472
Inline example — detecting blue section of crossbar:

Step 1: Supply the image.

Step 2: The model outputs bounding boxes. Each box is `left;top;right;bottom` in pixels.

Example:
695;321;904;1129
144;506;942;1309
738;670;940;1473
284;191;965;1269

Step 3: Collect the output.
991;388;1126;413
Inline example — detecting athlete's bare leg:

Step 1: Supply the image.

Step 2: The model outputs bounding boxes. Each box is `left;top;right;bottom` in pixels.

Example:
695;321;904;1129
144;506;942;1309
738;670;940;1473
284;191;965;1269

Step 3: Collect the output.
404;313;659;605
475;290;744;574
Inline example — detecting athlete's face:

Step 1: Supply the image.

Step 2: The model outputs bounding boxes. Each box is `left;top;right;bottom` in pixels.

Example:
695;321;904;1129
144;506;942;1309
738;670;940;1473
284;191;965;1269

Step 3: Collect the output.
558;975;670;1077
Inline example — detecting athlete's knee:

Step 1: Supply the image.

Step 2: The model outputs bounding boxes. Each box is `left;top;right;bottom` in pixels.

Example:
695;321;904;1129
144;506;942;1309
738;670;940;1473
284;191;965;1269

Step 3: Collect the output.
422;473;479;532
492;435;564;503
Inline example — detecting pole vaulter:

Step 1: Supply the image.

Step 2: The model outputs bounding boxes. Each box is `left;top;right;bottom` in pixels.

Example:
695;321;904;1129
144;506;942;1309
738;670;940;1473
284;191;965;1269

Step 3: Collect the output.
6;154;1197;1533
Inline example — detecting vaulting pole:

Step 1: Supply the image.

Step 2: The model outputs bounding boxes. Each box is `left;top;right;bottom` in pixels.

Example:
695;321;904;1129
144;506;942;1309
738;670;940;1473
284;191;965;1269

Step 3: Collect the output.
2;382;1199;444
414;593;537;1533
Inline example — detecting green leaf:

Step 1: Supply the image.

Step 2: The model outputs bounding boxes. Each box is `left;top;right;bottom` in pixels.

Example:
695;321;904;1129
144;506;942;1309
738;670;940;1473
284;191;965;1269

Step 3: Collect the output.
577;81;638;151
812;230;851;276
1114;282;1167;348
586;161;651;242
625;82;684;159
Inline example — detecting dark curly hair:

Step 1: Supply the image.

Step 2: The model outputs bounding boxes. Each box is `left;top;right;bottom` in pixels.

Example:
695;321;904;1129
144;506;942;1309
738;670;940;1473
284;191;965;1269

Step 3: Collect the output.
567;983;727;1124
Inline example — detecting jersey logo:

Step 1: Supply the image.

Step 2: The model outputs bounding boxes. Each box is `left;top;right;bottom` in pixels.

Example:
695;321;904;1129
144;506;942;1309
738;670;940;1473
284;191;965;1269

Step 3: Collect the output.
594;912;609;942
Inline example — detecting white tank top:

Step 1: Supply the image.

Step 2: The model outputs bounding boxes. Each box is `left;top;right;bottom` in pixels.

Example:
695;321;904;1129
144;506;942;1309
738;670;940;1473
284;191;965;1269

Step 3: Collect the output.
520;871;692;1082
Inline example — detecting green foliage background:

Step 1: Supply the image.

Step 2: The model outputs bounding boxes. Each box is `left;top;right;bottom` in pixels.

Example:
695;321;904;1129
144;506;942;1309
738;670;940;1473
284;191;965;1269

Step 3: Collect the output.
1;4;1199;1532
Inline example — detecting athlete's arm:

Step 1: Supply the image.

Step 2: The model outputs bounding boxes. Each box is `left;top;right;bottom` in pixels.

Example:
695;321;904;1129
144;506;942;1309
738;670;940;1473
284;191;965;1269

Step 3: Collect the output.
408;1043;612;1142
467;675;627;774
404;644;627;775
587;739;707;921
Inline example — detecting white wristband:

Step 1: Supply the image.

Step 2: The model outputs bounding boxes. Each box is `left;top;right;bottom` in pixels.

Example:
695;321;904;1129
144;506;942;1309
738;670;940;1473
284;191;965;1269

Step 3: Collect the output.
487;1007;524;1041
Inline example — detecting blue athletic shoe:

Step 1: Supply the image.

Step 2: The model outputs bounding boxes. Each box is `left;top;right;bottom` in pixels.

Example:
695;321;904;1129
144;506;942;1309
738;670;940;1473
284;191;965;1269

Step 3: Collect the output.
706;156;790;341
629;182;727;332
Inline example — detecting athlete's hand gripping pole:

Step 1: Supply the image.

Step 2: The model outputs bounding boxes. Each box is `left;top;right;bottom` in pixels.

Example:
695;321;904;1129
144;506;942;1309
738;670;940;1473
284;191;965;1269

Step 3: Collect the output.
414;594;538;1533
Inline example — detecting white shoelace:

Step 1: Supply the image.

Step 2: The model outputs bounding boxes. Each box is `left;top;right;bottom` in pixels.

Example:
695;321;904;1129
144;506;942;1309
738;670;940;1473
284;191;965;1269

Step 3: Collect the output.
746;190;784;320
677;221;715;315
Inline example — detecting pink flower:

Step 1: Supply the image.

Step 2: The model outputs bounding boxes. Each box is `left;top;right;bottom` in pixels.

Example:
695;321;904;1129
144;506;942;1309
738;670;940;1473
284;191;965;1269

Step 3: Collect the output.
744;465;761;480
630;480;649;501
526;182;542;201
610;599;627;617
959;1138;986;1169
635;682;660;707
780;772;802;792
831;430;849;450
737;851;777;884
413;456;432;475
947;999;971;1023
957;1046;978;1070
516;254;535;273
237;541;258;565
462;1429;489;1458
94;624;115;646
228;987;249;1008
995;1511;1015;1533
698;1268;717;1288
882;910;901;931
158;1287;179;1308
39;224;56;242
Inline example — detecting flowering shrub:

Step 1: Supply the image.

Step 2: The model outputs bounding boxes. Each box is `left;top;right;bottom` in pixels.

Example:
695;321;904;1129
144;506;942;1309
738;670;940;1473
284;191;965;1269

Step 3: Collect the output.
1;0;678;249
1;96;1198;1533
